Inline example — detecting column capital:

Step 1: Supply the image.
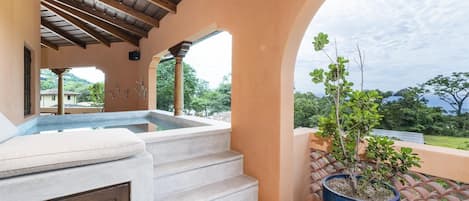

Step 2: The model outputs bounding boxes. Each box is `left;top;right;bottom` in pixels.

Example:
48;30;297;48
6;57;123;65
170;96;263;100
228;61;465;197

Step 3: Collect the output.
175;56;183;64
50;68;69;75
169;41;192;58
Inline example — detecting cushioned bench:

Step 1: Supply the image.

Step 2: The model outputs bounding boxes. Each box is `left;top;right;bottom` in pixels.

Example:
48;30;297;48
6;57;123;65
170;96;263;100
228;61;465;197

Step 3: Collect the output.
0;128;145;178
0;113;153;201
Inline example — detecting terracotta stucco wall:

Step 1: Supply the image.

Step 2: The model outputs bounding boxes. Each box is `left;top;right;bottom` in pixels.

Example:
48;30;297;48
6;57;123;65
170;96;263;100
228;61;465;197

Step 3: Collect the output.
0;0;41;124
136;1;324;200
41;0;324;200
293;129;315;201
41;43;147;112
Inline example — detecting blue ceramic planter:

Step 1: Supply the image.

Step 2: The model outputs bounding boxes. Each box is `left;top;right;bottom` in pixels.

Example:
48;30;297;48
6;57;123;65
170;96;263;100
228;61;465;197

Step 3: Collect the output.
322;174;400;201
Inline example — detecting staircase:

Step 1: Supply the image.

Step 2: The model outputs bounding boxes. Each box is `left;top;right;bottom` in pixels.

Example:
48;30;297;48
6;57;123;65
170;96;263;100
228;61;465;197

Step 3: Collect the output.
144;126;258;201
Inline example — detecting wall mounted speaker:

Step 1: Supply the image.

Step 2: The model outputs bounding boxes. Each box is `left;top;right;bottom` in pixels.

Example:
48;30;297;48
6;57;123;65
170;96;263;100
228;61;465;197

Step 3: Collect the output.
129;51;140;61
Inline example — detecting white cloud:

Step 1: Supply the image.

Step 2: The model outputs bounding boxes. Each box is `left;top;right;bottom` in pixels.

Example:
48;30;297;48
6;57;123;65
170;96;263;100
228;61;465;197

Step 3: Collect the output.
295;0;469;93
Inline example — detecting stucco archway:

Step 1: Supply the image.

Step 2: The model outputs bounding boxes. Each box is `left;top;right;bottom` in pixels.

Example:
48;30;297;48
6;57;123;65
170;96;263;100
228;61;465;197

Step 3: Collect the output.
278;1;325;200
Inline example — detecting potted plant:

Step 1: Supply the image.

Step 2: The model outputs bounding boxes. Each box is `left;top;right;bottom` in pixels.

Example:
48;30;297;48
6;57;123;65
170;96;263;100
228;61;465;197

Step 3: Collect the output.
310;33;421;201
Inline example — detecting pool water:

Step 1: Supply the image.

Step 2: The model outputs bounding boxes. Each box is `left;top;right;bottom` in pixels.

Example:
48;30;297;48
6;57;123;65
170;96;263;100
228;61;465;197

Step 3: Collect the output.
22;117;185;135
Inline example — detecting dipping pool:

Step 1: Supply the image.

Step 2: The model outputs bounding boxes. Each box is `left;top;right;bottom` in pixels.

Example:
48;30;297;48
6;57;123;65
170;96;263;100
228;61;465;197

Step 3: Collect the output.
18;110;206;135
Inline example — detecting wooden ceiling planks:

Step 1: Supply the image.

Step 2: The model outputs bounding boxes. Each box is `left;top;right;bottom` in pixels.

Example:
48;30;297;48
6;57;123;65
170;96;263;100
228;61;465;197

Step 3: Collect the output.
147;0;176;13
41;18;87;49
40;0;181;50
41;38;59;50
52;0;149;38
99;0;159;27
41;1;111;47
43;0;140;46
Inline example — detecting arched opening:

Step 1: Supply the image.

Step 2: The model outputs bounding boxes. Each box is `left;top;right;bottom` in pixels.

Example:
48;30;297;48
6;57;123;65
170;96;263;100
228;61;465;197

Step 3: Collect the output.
294;0;469;148
155;31;232;121
40;67;105;115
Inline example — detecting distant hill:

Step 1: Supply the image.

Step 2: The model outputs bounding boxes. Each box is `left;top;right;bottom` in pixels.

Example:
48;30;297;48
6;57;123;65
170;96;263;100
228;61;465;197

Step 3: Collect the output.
40;70;95;103
40;70;92;92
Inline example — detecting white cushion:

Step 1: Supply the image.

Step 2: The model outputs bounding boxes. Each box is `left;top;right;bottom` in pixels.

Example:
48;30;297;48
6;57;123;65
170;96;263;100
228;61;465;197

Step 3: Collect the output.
0;113;17;143
0;128;145;179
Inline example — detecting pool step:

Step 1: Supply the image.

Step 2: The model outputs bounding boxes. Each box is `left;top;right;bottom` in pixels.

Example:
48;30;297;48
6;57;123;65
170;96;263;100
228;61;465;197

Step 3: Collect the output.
159;175;258;201
153;151;244;199
144;123;258;201
144;126;231;165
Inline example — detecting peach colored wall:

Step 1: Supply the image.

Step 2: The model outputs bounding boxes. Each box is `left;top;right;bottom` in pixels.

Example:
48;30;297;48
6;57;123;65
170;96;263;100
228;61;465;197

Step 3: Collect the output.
293;128;315;201
137;1;324;200
302;128;469;184
0;0;41;124
394;141;469;183
41;0;325;200
41;43;150;112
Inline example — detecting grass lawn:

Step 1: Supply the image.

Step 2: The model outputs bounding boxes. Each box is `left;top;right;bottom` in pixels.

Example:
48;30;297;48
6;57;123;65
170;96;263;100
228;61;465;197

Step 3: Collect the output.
424;135;469;150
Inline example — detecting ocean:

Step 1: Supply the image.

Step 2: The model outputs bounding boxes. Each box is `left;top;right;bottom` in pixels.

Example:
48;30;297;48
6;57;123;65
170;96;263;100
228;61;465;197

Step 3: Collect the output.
385;95;468;114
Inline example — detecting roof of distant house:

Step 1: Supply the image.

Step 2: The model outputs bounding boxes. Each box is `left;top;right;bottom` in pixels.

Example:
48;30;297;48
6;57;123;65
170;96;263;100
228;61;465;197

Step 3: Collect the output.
40;89;80;95
373;129;425;144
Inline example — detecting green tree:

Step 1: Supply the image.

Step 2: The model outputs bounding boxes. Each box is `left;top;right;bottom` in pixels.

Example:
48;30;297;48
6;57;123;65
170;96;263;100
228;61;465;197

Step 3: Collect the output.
192;91;221;116
214;75;231;111
41;79;56;90
77;89;91;102
191;76;231;116
424;72;469;116
379;87;445;134
156;60;203;112
89;82;104;105
294;92;330;128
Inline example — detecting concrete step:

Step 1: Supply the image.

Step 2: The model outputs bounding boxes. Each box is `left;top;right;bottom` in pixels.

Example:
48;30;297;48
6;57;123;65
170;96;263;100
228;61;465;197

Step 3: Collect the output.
154;151;244;199
158;175;258;201
144;126;231;165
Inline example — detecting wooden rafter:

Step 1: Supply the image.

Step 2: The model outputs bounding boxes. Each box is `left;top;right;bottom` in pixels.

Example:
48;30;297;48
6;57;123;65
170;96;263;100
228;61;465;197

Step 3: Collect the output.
43;0;140;46
41;38;59;50
147;0;177;14
41;18;86;49
99;0;159;27
41;2;111;47
50;0;147;38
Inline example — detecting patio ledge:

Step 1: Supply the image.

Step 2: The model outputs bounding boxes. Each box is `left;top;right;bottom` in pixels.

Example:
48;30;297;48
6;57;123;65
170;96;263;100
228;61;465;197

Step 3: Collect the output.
295;127;469;184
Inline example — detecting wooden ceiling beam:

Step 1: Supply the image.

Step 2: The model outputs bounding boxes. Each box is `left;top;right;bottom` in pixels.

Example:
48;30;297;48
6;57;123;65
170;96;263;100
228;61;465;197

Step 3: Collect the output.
42;0;140;46
147;0;177;14
51;0;147;38
41;2;111;47
41;19;86;49
99;0;159;27
41;38;59;51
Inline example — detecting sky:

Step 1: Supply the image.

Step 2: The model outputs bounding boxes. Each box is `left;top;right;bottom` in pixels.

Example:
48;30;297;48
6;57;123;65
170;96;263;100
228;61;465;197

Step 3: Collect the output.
295;0;469;93
184;32;232;89
69;67;105;83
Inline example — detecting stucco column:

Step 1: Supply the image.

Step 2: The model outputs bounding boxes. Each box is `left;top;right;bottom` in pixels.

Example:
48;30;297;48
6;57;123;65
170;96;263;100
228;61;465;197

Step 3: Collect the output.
51;68;68;115
173;57;184;115
169;41;192;116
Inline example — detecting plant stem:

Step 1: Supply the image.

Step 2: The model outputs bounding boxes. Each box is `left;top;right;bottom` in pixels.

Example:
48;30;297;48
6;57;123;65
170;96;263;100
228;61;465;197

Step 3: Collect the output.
335;65;347;162
356;44;365;91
